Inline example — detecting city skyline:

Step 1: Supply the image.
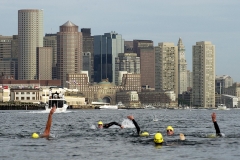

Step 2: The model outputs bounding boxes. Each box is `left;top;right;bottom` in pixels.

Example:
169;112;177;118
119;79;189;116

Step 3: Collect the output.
1;0;240;81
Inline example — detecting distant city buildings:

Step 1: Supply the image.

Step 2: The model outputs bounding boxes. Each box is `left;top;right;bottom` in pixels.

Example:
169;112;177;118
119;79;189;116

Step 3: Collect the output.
18;9;43;80
192;41;215;108
1;8;239;108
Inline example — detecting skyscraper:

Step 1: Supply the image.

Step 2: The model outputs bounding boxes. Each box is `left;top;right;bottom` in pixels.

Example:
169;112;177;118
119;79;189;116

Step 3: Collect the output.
177;38;187;94
155;42;178;96
57;21;83;87
192;41;215;108
18;9;43;80
94;32;124;83
81;28;94;83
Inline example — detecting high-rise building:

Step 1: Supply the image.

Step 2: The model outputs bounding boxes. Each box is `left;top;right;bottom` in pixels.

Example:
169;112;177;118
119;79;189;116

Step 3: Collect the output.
94;31;124;83
0;35;18;79
57;21;83;87
44;34;57;79
155;42;178;96
133;40;155;88
192;41;215;108
37;47;52;80
115;53;140;85
177;38;187;94
18;9;43;80
81;28;94;83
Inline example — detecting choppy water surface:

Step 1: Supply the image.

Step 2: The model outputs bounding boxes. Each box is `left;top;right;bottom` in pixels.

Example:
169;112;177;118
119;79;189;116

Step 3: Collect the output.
1;109;240;160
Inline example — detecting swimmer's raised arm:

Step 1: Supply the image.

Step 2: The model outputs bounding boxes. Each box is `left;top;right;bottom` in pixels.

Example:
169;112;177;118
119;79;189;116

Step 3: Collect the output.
211;112;221;136
41;106;56;138
127;115;140;135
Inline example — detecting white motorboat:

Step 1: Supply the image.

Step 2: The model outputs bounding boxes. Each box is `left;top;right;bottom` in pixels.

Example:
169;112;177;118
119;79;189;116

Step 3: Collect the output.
45;89;68;113
99;104;118;109
217;104;227;110
144;105;156;109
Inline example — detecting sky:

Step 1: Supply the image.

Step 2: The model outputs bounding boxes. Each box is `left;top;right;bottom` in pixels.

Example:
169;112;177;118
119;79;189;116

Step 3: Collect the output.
1;0;240;82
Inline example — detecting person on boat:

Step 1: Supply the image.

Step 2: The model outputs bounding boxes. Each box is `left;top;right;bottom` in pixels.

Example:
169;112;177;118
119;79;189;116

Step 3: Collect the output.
31;106;56;139
97;121;124;129
211;112;224;137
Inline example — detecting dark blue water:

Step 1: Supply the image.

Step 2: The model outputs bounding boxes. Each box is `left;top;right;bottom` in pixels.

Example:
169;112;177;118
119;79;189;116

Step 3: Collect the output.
1;109;240;160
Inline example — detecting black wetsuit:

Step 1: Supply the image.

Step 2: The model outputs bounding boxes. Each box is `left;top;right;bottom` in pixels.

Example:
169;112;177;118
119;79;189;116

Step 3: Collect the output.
103;122;122;128
131;119;141;135
213;121;222;137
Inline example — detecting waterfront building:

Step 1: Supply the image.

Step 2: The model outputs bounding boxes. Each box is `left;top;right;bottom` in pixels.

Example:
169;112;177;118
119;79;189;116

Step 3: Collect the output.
37;47;52;80
177;38;188;94
192;41;215;108
215;75;233;94
81;28;94;83
115;53;140;85
155;42;178;97
18;9;43;80
94;31;124;83
133;40;155;88
43;34;57;79
57;21;83;87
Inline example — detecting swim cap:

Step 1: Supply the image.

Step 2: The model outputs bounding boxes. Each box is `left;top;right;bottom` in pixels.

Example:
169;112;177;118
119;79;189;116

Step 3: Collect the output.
98;121;103;125
140;131;149;137
154;132;164;144
32;132;39;139
166;126;174;131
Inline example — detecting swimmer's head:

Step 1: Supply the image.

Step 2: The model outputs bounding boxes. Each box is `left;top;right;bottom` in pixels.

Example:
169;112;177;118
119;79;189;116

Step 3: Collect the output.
32;132;39;139
166;126;174;135
154;132;164;144
98;121;103;128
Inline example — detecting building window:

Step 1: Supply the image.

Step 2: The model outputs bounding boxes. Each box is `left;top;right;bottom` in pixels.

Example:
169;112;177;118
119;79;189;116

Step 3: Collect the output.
21;97;24;100
27;97;30;100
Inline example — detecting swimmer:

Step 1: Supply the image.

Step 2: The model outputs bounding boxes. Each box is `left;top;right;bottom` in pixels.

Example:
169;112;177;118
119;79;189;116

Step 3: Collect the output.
127;115;185;140
32;106;56;139
211;112;224;137
97;121;124;129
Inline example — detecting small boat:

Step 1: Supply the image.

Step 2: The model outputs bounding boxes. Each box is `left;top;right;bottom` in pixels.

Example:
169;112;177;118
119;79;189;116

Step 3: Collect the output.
217;104;227;110
45;89;68;113
99;104;118;109
144;105;156;109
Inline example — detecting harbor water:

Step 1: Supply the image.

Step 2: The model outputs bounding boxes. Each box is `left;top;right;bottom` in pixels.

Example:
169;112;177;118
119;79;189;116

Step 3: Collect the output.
0;109;240;160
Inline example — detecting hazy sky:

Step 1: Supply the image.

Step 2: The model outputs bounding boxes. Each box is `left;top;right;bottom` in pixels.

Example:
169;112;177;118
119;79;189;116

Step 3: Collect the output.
1;0;240;82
